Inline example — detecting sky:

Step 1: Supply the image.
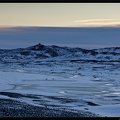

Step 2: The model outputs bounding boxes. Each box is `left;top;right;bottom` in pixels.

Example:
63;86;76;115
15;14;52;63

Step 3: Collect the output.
1;3;120;27
0;3;120;49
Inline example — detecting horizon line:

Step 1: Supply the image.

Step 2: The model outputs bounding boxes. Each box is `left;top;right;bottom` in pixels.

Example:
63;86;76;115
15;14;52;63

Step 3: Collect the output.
0;42;120;51
1;25;120;29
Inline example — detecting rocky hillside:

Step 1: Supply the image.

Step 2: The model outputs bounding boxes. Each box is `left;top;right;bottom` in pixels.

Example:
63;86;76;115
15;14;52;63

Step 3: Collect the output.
0;43;120;63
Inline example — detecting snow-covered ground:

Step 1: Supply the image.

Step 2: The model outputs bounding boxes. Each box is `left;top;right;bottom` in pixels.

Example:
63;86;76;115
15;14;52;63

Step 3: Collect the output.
0;57;120;117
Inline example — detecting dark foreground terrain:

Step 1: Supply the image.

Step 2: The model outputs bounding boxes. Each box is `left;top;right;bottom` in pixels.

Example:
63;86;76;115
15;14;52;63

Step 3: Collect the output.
0;98;100;117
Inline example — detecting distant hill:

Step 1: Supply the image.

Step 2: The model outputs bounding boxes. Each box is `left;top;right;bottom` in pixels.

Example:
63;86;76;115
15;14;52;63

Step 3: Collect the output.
0;43;120;63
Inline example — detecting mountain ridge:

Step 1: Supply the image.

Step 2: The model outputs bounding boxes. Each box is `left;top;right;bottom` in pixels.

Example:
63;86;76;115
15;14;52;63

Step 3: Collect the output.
0;43;120;63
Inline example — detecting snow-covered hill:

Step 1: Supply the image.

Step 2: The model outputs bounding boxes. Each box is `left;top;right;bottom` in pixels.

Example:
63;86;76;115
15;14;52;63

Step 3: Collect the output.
0;43;120;63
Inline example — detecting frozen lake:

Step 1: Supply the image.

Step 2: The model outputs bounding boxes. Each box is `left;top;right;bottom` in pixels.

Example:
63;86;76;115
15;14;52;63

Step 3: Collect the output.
0;60;120;117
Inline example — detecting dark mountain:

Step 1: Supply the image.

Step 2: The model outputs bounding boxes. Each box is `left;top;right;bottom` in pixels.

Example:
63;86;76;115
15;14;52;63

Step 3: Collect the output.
0;43;120;63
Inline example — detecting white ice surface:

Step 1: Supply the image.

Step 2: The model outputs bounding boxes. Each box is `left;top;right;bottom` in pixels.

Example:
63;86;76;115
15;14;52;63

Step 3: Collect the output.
73;104;120;117
0;60;120;117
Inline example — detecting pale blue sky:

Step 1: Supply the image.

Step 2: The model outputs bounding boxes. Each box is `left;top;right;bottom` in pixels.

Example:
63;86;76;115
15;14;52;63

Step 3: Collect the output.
0;27;120;49
0;3;120;27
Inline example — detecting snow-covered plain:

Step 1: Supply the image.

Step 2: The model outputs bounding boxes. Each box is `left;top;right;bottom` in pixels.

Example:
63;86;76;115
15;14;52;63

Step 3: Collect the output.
0;44;120;117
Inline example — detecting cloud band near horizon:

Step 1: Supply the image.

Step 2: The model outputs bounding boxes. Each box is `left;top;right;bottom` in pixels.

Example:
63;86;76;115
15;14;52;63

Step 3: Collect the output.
73;19;120;27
